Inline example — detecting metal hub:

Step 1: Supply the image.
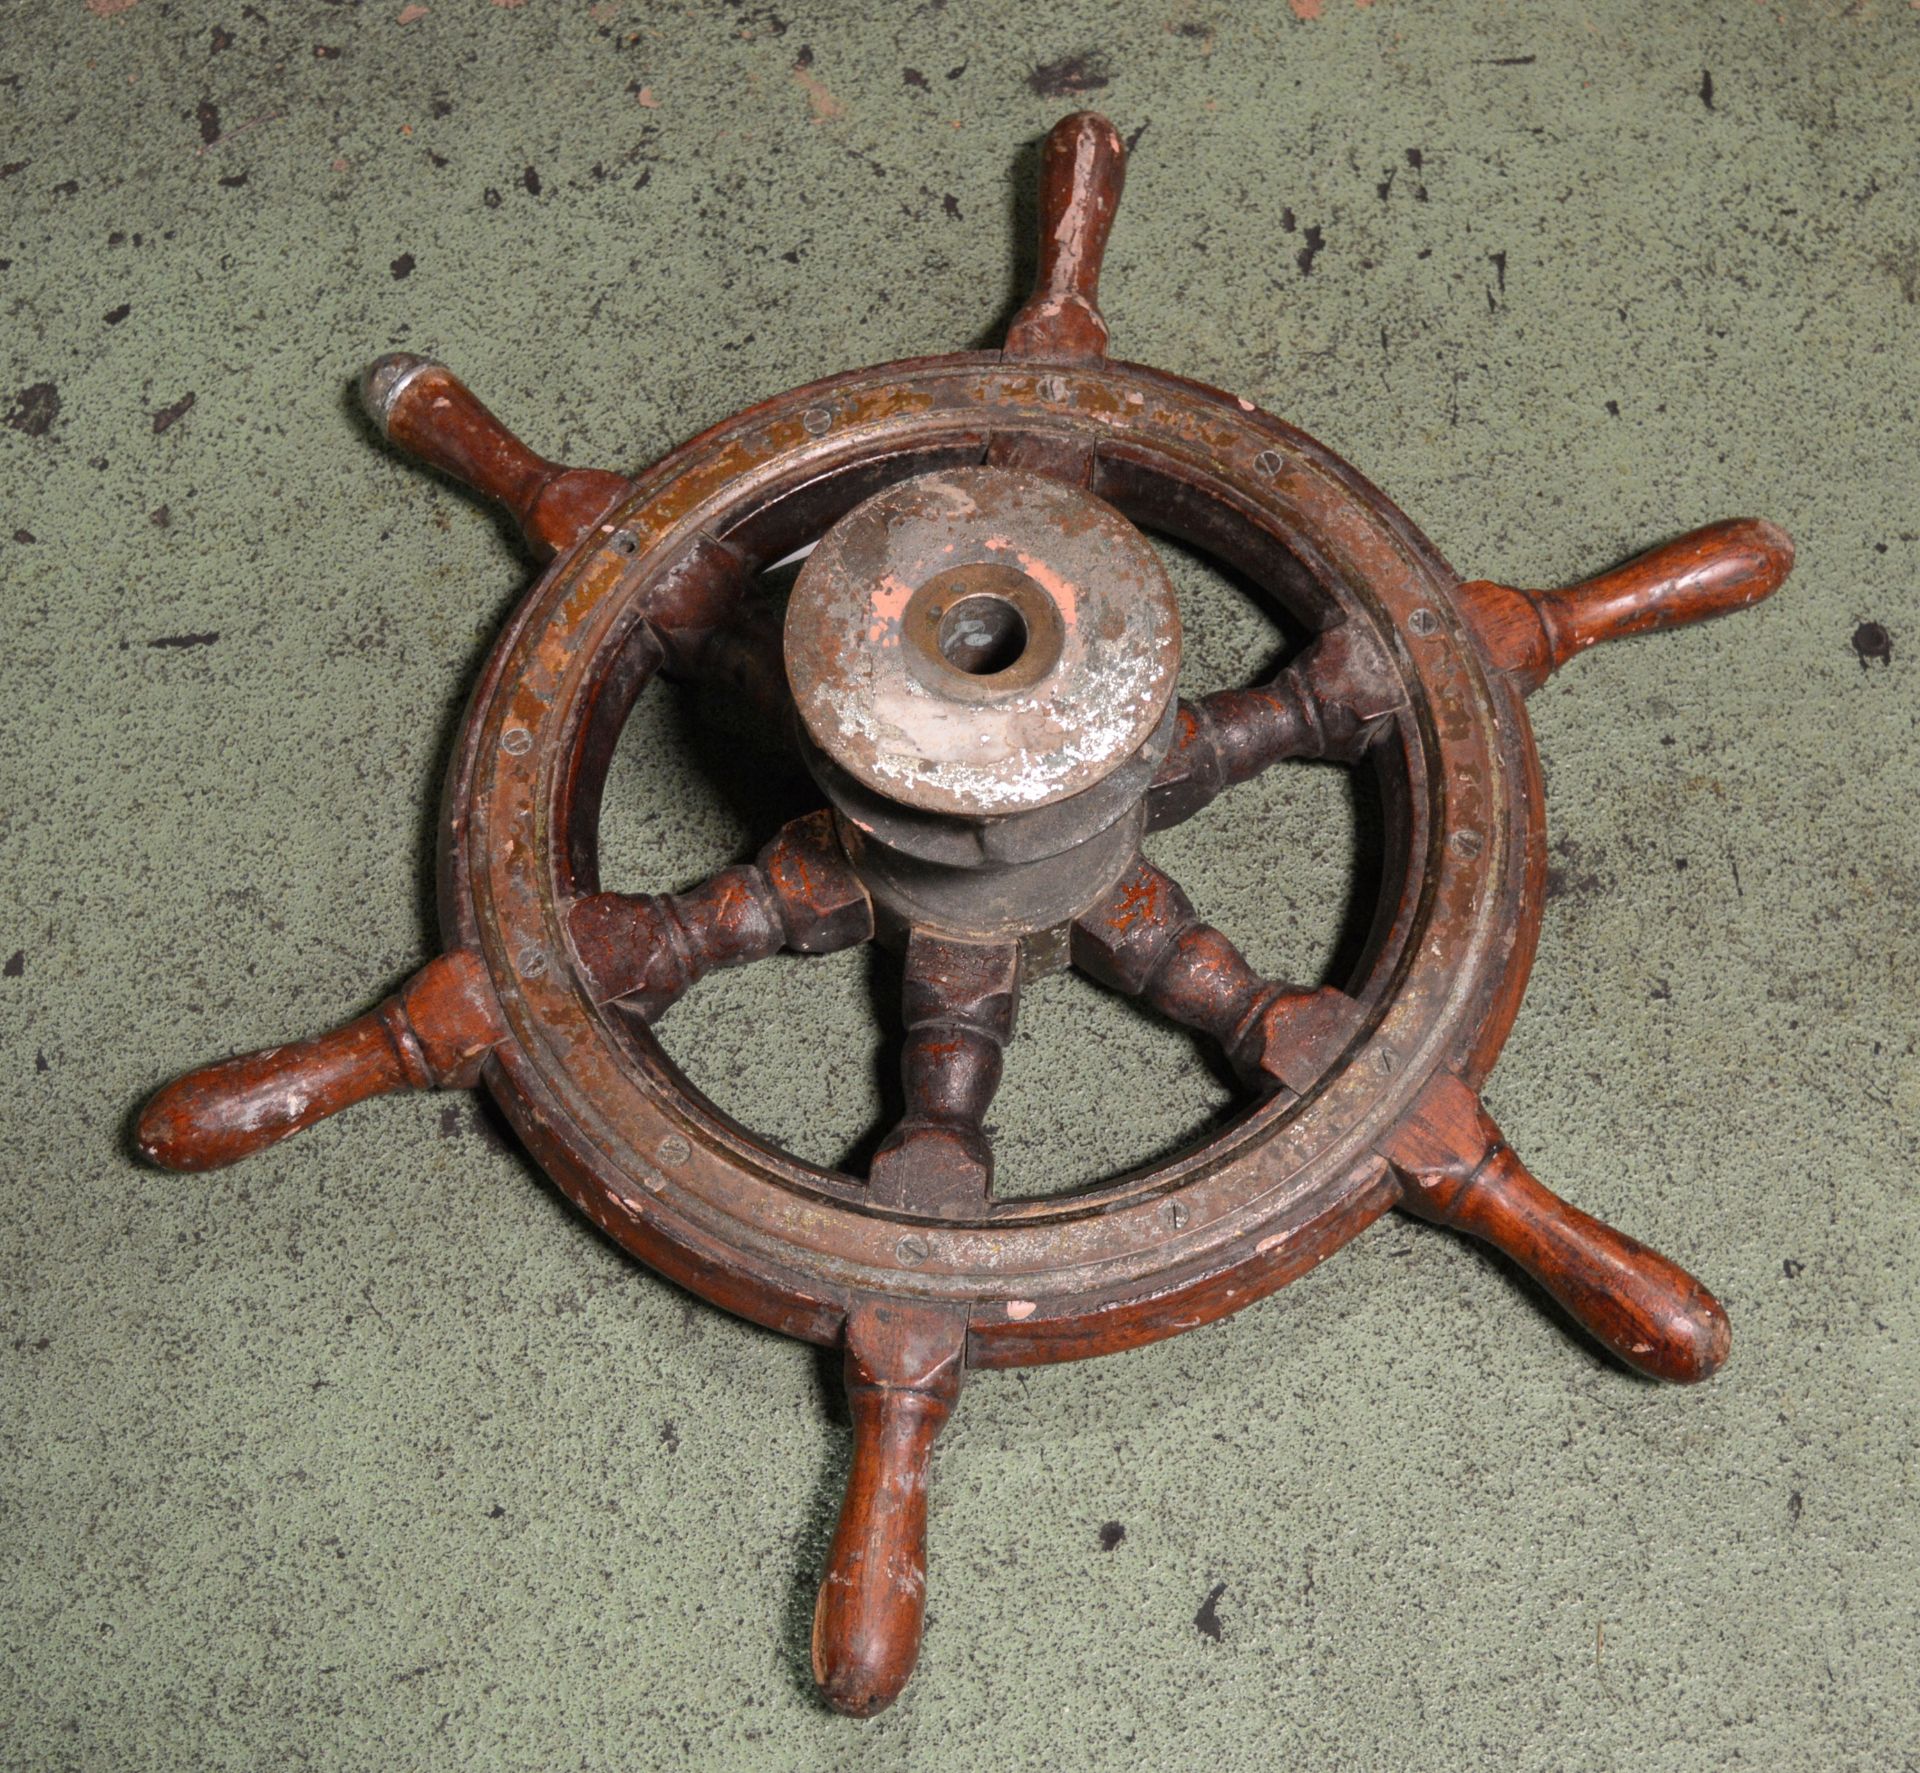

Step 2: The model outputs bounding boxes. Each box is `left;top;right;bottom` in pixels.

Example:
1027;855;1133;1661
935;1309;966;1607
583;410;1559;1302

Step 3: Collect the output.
786;464;1181;948
786;466;1179;816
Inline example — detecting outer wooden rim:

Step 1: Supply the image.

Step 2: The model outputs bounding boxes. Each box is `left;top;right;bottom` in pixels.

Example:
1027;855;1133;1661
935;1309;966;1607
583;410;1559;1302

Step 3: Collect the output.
438;352;1548;1367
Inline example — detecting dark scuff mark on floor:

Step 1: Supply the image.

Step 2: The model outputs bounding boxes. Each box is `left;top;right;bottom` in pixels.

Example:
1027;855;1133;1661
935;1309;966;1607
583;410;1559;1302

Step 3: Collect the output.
148;632;220;650
3;950;23;978
1881;245;1918;306
7;383;60;438
1545;838;1603;903
1194;1580;1226;1641
1699;70;1715;112
1028;54;1111;98
151;392;196;435
1098;1521;1125;1550
1296;224;1324;275
391;252;415;279
1851;621;1892;669
195;99;222;146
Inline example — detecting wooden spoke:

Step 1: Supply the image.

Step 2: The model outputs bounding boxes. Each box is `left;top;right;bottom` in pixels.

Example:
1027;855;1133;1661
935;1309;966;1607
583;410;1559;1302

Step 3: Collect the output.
137;950;506;1172
631;528;759;673
1456;518;1794;693
990;111;1128;485
667;592;798;755
1148;623;1404;831
1071;856;1363;1095
358;354;633;560
812;1302;966;1717
567;810;873;1020
1001;110;1125;364
1384;1074;1730;1383
868;933;1020;1214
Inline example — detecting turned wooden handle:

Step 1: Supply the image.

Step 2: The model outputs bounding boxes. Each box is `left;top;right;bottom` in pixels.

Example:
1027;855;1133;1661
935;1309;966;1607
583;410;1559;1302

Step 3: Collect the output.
1458;518;1793;691
138;950;505;1172
1389;1076;1729;1383
358;354;630;560
812;1306;964;1717
868;933;1020;1215
1004;112;1126;362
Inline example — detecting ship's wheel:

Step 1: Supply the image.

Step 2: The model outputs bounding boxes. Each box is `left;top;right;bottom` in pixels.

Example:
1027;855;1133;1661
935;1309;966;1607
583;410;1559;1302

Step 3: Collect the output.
139;114;1793;1715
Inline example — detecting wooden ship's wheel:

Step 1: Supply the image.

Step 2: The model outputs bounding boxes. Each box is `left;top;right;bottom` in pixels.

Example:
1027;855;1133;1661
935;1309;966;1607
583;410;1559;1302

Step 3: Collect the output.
139;115;1794;1715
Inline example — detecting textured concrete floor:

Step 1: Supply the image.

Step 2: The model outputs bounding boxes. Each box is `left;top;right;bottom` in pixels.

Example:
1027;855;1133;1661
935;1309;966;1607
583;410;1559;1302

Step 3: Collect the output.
3;2;1917;1768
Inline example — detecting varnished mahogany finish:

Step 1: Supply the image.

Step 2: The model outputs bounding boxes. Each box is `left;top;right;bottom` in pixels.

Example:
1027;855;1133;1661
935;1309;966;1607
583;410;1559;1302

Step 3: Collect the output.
1071;856;1364;1095
360;354;633;560
1455;518;1794;693
1148;624;1404;828
566;811;872;1017
868;933;1020;1214
811;1304;966;1717
136;949;505;1172
139;113;1791;1714
1003;111;1125;363
1387;1074;1730;1383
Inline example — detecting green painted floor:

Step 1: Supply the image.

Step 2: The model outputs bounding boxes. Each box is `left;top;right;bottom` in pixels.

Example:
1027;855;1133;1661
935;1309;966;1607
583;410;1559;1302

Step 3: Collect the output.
4;3;1916;1768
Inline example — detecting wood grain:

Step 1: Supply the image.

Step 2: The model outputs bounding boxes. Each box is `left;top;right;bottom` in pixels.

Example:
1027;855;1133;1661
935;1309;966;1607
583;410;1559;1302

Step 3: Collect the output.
1386;1074;1730;1383
137;950;505;1171
1457;518;1794;692
1002;112;1126;362
812;1304;966;1717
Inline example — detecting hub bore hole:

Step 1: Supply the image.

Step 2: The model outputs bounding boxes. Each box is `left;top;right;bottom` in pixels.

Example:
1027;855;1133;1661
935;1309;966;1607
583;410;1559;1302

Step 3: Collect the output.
937;593;1028;675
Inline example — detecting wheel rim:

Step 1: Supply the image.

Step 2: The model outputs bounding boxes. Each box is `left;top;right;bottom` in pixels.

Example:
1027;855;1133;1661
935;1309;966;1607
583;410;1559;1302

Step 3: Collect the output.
444;353;1545;1356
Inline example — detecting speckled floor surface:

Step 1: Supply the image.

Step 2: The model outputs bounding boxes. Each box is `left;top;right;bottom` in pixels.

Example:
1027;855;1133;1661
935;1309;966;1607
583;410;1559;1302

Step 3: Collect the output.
3;3;1916;1768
